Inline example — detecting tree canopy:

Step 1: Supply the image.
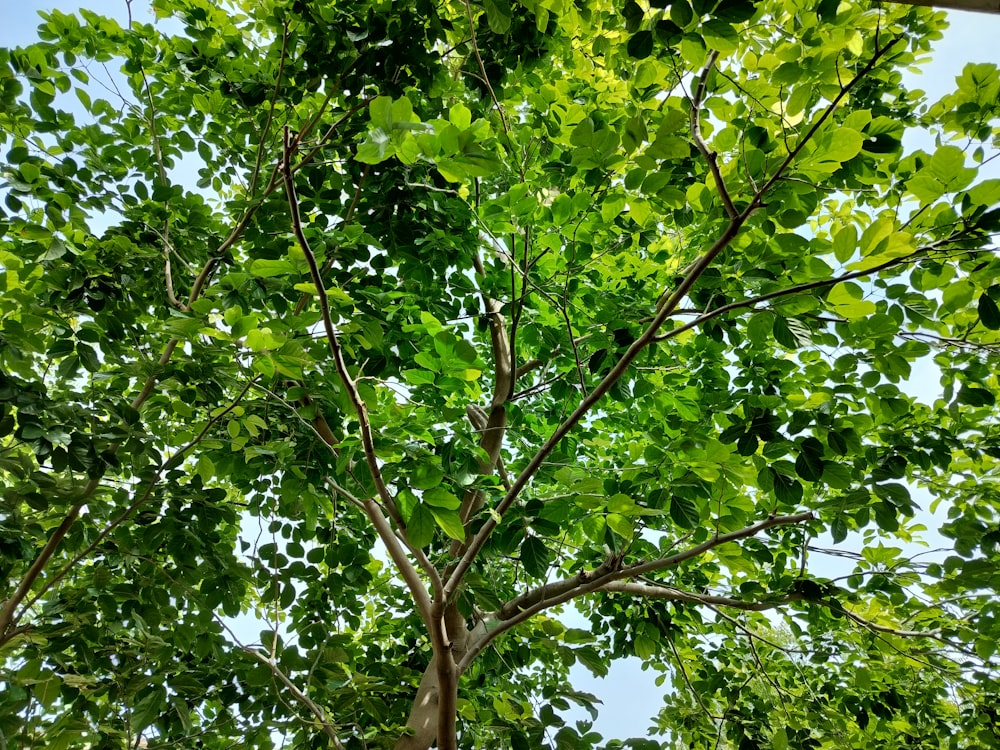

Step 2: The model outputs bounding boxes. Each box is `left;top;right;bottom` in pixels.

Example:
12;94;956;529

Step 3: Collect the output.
1;1;1000;748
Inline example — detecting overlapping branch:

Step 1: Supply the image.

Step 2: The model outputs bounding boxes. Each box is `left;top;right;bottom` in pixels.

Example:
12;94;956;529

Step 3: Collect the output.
441;37;903;602
457;512;815;673
0;93;371;645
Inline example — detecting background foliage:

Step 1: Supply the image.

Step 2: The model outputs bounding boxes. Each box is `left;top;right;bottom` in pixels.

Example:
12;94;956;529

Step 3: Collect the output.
1;0;1000;748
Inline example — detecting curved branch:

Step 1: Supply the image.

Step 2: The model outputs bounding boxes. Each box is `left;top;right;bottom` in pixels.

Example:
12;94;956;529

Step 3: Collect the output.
281;127;439;621
690;51;738;220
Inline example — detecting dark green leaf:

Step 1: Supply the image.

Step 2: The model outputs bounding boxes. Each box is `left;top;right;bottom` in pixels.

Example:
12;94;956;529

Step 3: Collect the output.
958;386;995;407
979;293;1000;330
669;494;701;529
627;31;654;59
772;472;803;505
521;536;553;579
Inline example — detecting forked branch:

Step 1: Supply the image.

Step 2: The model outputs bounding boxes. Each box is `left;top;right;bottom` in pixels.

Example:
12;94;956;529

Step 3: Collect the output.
442;37;902;601
458;512;814;673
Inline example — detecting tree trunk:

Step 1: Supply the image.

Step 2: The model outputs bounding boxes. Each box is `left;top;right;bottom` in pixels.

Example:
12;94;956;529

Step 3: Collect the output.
395;656;442;750
394;613;489;750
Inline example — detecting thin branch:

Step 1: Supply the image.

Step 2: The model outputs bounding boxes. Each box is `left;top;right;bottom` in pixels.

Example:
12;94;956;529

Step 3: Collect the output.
152;556;348;749
652;231;964;342
598;581;805;611
253;381;440;571
243;648;347;750
458;512;813;672
293;165;370;317
281;127;440;618
461;0;510;136
667;634;722;721
442;211;750;600
13;377;260;625
690;52;737;219
283;129;455;744
247;23;289;198
753;36;903;200
842;610;942;641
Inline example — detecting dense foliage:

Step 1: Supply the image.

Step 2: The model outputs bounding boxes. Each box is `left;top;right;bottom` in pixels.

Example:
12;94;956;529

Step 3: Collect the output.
1;0;999;748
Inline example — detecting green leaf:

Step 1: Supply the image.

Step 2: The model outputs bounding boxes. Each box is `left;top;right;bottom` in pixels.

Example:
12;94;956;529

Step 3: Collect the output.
958;386;995;407
521;536;552;578
671;0;694;28
794;439;825;482
746;311;774;345
411;462;443;490
423;486;460;510
772;316;809;349
627;31;654;59
606;513;634;539
76;342;100;372
979;294;1000;330
131;686;166;731
830;516;848;544
772;471;803;505
483;0;512;34
669;495;700;529
430;508;466;542
406;504;436;549
828;282;876;320
250;259;295;278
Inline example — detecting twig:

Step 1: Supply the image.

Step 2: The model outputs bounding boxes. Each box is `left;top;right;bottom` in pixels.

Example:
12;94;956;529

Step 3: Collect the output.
690;52;737;219
14;377;259;627
460;0;510;136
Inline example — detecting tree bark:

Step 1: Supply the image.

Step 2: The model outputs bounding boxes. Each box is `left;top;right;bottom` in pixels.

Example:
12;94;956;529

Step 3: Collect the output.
395;613;489;750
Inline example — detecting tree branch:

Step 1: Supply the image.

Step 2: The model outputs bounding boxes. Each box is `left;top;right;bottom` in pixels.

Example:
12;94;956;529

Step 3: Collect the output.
690;51;738;220
460;0;510;136
458;512;814;673
243;648;348;750
598;581;806;611
282;128;454;748
652;239;951;342
0;97;372;645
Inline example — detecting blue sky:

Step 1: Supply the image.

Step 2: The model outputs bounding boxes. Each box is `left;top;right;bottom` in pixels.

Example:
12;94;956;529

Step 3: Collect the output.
3;1;999;744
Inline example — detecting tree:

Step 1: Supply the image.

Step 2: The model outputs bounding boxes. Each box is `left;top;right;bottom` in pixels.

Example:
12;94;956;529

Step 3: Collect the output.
1;0;999;747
